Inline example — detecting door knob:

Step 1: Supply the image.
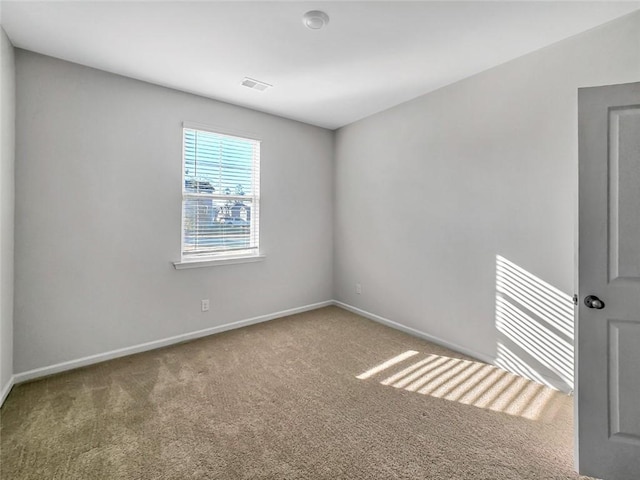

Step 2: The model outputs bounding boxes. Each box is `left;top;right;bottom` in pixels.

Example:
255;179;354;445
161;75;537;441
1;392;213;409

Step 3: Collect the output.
584;295;605;309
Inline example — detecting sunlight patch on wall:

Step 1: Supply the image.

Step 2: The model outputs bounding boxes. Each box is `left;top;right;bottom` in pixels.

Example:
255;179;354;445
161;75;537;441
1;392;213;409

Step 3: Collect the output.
356;351;567;421
495;255;574;392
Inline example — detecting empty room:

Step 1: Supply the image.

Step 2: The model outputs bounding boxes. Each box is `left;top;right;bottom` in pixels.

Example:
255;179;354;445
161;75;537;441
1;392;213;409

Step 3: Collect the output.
1;1;639;479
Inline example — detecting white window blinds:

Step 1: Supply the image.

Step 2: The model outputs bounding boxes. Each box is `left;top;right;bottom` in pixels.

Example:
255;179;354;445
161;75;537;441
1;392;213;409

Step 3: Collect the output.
181;127;260;260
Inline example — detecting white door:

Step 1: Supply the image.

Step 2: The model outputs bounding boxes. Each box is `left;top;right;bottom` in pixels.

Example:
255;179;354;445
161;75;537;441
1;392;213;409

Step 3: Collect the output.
577;81;640;480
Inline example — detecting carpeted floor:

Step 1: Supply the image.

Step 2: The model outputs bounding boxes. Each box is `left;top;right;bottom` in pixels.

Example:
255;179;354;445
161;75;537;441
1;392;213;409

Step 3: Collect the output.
1;306;592;479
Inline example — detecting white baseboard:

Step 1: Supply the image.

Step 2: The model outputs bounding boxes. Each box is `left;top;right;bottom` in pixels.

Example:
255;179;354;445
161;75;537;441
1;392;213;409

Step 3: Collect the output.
9;299;570;395
0;375;15;407
333;301;496;365
333;301;571;393
13;300;333;385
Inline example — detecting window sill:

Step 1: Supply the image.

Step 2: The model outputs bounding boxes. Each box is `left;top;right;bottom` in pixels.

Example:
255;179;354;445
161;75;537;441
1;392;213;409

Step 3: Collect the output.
173;254;266;270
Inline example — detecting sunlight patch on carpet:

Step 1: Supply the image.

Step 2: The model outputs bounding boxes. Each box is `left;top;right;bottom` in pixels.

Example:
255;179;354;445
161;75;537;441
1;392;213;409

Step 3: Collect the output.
356;350;419;379
356;351;566;421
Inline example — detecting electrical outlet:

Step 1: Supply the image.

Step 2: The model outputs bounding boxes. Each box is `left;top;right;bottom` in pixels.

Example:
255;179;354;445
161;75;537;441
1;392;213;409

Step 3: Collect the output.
201;299;210;312
356;283;362;295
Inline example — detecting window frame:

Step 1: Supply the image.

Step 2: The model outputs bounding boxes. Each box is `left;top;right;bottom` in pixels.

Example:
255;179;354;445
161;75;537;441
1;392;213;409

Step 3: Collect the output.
175;122;263;268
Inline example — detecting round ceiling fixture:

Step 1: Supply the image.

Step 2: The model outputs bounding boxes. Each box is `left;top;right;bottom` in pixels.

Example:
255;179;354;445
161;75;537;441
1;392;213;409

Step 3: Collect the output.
302;10;330;30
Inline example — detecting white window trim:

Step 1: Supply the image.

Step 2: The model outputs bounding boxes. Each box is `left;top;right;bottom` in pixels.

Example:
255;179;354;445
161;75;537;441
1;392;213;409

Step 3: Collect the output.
182;121;261;142
177;122;263;267
173;254;266;270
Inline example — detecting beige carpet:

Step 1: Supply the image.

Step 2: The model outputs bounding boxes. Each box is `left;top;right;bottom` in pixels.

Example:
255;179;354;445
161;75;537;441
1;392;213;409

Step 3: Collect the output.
1;306;592;479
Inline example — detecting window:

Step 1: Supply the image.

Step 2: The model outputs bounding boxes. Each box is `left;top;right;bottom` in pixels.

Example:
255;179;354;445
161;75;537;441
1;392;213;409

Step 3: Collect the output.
181;125;260;262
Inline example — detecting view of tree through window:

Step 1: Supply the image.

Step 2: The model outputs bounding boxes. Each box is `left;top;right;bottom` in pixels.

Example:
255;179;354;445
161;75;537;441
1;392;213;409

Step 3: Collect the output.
182;127;260;259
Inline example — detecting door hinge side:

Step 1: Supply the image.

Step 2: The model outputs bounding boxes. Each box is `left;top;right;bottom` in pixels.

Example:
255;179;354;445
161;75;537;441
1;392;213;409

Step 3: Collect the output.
573;294;578;306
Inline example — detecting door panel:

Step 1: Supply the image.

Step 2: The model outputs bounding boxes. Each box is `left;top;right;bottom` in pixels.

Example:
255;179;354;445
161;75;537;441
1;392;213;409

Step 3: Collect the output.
578;82;640;480
608;320;640;442
609;106;640;282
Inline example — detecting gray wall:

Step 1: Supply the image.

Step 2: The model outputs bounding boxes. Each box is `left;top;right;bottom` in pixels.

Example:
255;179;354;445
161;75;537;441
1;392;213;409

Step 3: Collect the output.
10;11;640;384
0;26;15;394
14;51;334;373
334;11;640;390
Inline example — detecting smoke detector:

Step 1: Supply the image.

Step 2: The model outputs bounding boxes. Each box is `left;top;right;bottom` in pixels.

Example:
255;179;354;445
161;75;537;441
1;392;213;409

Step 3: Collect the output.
241;77;272;92
302;10;329;30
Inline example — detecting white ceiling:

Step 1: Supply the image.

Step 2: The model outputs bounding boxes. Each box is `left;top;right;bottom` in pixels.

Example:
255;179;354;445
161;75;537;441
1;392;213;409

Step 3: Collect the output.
2;1;639;129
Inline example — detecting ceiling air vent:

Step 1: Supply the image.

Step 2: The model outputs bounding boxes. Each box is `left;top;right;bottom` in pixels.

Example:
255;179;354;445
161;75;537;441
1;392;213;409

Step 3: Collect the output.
241;77;272;92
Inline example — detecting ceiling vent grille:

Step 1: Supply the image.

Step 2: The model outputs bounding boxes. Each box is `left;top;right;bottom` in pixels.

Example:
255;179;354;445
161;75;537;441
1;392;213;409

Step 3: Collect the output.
241;77;272;92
